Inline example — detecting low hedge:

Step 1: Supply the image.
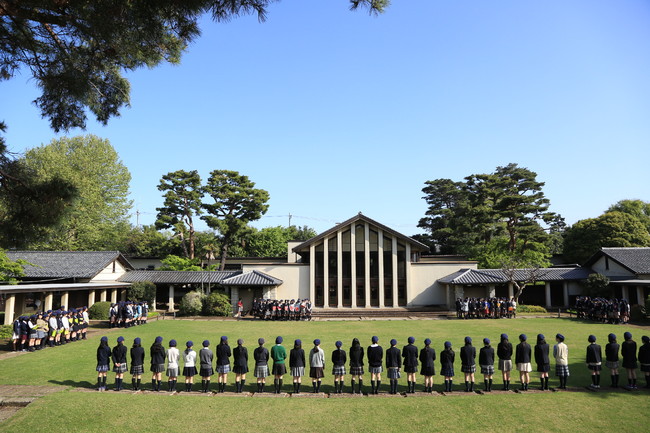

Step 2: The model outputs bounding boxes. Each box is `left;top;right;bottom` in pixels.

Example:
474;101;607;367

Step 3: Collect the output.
517;305;548;313
0;324;12;339
88;301;111;320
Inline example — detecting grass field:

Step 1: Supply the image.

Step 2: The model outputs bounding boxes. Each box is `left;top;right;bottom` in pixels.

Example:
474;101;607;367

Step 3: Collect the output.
1;317;649;433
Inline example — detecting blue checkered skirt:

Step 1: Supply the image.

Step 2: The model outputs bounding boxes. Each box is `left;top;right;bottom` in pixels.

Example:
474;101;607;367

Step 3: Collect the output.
387;367;401;379
113;363;128;373
349;366;364;376
441;367;454;377
480;365;495;375
555;364;570;377
254;365;269;378
96;364;110;373
216;364;230;374
461;364;476;373
130;364;145;375
369;366;383;374
151;363;165;373
332;365;346;376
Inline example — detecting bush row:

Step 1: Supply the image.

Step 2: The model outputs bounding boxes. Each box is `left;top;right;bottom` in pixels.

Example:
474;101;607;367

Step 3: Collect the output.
179;290;232;317
517;304;548;313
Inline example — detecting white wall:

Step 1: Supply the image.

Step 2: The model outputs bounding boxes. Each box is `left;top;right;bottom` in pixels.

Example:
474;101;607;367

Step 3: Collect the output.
91;260;128;282
590;256;635;278
409;262;478;306
242;264;310;301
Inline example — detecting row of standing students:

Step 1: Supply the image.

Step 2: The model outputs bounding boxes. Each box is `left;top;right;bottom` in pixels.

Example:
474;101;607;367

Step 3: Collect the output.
96;332;650;393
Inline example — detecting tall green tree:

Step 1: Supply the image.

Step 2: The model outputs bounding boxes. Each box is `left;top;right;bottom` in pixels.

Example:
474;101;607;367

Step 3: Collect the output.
245;225;317;257
0;0;389;133
563;211;650;264
156;170;203;259
606;199;650;233
201;170;269;270
21;135;132;250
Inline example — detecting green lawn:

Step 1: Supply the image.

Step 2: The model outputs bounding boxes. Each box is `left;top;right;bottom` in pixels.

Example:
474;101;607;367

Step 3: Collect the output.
1;318;649;432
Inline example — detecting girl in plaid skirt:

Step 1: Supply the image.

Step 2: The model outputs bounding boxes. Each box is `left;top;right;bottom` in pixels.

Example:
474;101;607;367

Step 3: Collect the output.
553;334;570;389
290;339;305;393
309;339;325;393
96;336;111;391
112;336;127;391
419;338;436;393
479;338;494;392
440;341;455;392
605;333;620;388
534;334;550;390
199;340;214;393
216;336;231;393
460;336;476;392
386;339;401;395
232;339;248;393
402;337;418;394
254;338;270;392
130;337;145;391
166;339;180;392
331;341;346;394
349;338;364;394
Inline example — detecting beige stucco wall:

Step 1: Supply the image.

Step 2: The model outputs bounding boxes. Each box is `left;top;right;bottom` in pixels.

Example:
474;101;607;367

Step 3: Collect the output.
590;256;635;278
409;262;478;306
90;260;128;282
242;264;309;301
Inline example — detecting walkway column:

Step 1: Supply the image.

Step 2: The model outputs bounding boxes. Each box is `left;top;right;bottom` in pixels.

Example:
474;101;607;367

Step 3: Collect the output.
323;237;329;308
507;283;514;299
44;292;53;311
120;289;127;302
230;287;239;316
336;230;343;308
378;229;385;308
61;291;69;309
544;282;552;308
392;237;398;308
364;222;370;308
100;290;107;302
350;223;357;308
88;290;96;308
110;289;118;304
621;285;629;301
168;285;175;311
4;294;15;325
636;286;645;305
487;285;496;298
446;284;452;309
454;285;464;300
405;243;412;306
309;244;316;305
563;282;569;307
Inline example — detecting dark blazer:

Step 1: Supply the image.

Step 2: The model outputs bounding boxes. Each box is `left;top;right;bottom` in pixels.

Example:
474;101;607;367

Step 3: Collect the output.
419;347;436;369
130;346;145;366
349;347;364;368
605;342;620;362
639;342;650;364
367;345;384;368
254;346;269;366
402;344;419;369
534;343;550;366
331;348;346;367
586;343;602;364
150;344;166;365
460;345;476;366
233;345;248;369
216;343;231;366
97;344;111;365
497;341;513;360
386;346;401;368
290;348;306;368
515;342;531;364
478;346;494;366
621;340;637;368
112;344;127;365
440;349;455;371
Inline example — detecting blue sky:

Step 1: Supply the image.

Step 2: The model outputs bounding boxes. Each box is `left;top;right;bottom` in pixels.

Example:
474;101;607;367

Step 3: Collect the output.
2;0;649;235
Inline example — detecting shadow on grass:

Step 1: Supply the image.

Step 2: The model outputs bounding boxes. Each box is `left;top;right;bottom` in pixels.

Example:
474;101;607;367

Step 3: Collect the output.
49;379;95;388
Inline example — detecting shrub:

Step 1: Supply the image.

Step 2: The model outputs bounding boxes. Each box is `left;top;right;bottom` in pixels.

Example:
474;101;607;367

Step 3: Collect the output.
128;281;156;305
630;304;646;322
179;291;204;316
0;325;12;339
203;291;232;316
88;301;111;320
517;305;548;313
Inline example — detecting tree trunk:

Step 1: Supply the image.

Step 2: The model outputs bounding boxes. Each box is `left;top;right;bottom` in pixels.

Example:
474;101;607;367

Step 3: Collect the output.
219;243;228;271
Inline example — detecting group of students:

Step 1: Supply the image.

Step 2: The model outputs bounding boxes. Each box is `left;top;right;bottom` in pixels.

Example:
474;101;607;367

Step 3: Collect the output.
574;296;631;324
250;298;312;321
12;307;89;352
455;297;517;320
96;332;650;393
108;301;149;328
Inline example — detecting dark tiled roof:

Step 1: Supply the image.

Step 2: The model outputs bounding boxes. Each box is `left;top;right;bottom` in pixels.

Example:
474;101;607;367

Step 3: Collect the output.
292;213;429;253
222;271;283;286
597;248;650;274
118;270;240;284
438;267;593;285
6;251;131;279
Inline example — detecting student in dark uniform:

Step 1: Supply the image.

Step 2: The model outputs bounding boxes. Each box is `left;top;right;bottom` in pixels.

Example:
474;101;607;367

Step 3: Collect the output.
386;339;401;395
150;336;166;392
130;337;145;391
199;340;214;393
290;339;306;393
232;339;248;393
621;332;638;389
331;341;347;394
402;336;418;394
419;338;436;393
497;333;513;390
586;335;602;389
254;338;270;393
215;336;231;393
515;334;532;391
367;336;384;394
479;338;495;392
349;337;365;394
271;336;287;394
534;334;550;390
639;336;650;388
605;333;620;388
440;341;455;392
460;336;476;392
111;336;127;391
96;336;111;391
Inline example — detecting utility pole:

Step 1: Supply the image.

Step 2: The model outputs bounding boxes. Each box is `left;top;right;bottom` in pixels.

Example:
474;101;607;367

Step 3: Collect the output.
288;213;292;227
